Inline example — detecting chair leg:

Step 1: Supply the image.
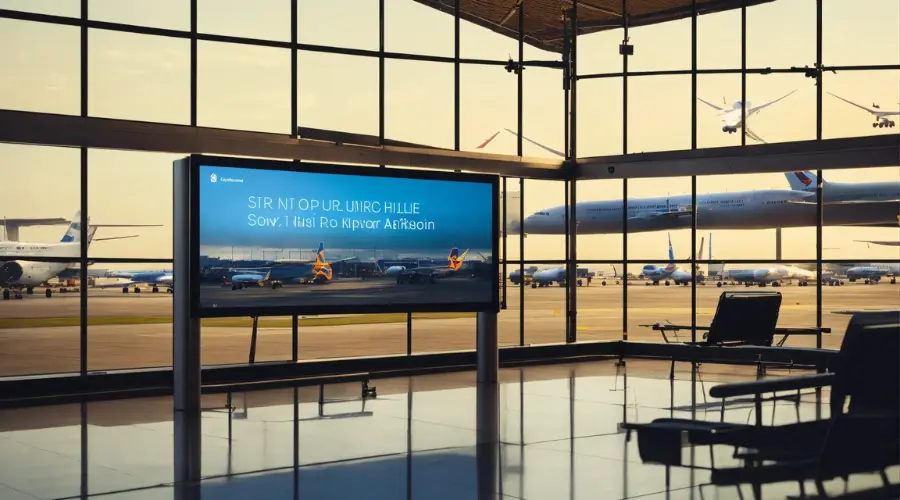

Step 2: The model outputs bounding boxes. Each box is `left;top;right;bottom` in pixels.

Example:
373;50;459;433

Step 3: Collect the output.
669;359;675;380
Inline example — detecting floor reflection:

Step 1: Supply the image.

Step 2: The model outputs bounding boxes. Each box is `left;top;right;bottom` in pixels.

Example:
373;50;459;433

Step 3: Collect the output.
0;360;896;500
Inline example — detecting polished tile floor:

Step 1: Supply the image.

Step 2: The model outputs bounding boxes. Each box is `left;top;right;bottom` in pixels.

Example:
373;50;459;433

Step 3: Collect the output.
0;359;896;499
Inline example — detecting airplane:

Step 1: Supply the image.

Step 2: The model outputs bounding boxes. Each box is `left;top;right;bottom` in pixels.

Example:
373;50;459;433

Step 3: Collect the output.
529;266;595;288
827;93;899;129
697;90;797;142
641;234;706;286
396;247;470;284
477;131;899;236
844;263;899;285
783;171;900;205
97;269;174;294
509;265;539;285
0;212;149;300
715;264;815;288
227;242;356;289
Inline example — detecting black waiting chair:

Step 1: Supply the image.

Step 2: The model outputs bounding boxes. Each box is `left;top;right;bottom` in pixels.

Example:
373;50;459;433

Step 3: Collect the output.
624;311;900;499
643;291;830;378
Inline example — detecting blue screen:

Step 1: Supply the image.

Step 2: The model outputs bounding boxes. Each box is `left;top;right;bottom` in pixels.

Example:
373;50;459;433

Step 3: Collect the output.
197;164;496;313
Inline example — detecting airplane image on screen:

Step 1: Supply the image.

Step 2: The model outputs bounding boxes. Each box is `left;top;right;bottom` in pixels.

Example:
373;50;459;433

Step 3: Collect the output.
696;90;797;142
395;247;470;284
827;93;899;129
1;211;149;300
226;242;356;290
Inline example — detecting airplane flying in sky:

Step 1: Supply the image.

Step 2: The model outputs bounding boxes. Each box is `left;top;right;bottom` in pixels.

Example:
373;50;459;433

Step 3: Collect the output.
396;247;470;284
0;212;149;299
696;90;797;142
827;93;899;129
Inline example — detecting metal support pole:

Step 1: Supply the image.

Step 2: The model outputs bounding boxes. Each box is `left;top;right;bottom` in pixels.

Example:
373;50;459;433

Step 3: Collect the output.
740;0;746;146
477;311;499;384
567;2;578;344
79;0;88;378
291;315;298;362
248;316;259;364
517;1;525;348
173;158;202;497
775;227;783;262
815;0;824;352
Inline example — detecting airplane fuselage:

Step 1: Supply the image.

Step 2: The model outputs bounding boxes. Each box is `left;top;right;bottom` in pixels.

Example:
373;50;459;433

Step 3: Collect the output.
0;241;79;287
517;189;899;235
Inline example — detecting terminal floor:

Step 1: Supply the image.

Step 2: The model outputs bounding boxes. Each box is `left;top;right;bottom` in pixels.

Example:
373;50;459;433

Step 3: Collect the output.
1;359;897;500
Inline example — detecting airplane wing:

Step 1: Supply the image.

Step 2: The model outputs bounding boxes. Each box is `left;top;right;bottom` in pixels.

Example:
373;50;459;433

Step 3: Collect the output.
474;128;566;157
744;126;767;143
696;97;726;112
827;93;881;115
748;89;797;114
855;240;900;247
93;235;139;242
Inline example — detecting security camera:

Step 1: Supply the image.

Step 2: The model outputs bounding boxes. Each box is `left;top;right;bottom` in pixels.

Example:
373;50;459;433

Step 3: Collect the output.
607;166;616;174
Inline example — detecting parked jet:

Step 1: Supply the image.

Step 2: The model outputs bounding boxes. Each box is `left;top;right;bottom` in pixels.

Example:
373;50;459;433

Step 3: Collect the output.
845;263;899;284
530;266;595;288
697;90;797;142
641;234;706;286
716;265;815;287
827;93;899;128
396;247;470;284
784;171;900;205
509;265;539;285
98;269;174;294
1;212;150;299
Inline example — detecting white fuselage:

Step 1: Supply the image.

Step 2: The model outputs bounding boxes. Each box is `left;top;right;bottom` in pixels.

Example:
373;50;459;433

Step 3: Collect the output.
798;181;900;203
515;188;899;235
0;241;80;287
721;265;815;284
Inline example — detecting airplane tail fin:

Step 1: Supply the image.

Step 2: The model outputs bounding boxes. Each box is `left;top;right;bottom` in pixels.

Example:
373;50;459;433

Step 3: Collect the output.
314;242;326;267
448;248;469;270
61;212;83;243
785;171;819;190
667;233;674;262
698;236;705;261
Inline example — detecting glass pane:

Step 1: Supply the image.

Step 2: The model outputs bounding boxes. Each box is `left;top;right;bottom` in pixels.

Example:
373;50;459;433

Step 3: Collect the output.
627;75;690;153
385;0;453;57
504;179;523;262
498;297;521;347
197;41;291;133
823;260;899;350
698;8;740;70
696;73;742;149
522;179;566;261
747;0;815;69
523;67;564;160
575;262;624;343
200;315;296;366
197;0;291;41
824;0;900;67
576;179;624;261
745;73;812;144
86;260;173;372
460;15;518;61
0;0;78;17
297;315;406;361
90;0;188;31
460;64;516;153
0;19;80;115
823;70;900;140
297;52;378;136
627;18;690;73
298;0;378;50
696;171;817;261
0;144;81;377
384;60;453;149
88;30;190;124
822;166;900;261
577;30;621;77
523;261;568;346
576;78;624;158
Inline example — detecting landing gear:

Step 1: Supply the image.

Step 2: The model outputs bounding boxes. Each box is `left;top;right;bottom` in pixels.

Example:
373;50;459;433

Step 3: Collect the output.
134;287;141;293
716;282;723;287
46;288;52;298
664;281;671;286
2;289;8;300
152;287;159;293
26;286;34;295
891;278;897;285
875;120;896;128
722;126;737;134
122;286;129;293
167;287;174;293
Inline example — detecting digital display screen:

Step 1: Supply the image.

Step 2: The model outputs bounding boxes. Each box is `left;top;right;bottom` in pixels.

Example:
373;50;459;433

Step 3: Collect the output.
196;161;498;316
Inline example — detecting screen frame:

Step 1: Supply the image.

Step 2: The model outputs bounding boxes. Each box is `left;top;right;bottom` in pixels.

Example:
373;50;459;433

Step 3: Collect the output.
186;154;500;319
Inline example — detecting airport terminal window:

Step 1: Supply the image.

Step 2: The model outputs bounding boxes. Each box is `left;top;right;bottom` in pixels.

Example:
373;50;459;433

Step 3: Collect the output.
521;262;569;346
696;9;740;70
384;60;454;149
0;19;80;116
89;0;189;31
88;30;191;125
627;75;691;154
297;51;379;137
522;179;567;261
822;70;900;140
412;313;476;354
522;67;565;160
197;0;291;42
625;19;691;73
459;16;519;61
297;1;379;51
575;179;624;261
576;29;621;77
745;73;815;144
575;78;624;158
197;41;292;134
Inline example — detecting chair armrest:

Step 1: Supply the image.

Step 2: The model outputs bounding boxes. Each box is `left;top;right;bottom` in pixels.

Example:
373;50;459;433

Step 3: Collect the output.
709;373;835;399
774;327;831;335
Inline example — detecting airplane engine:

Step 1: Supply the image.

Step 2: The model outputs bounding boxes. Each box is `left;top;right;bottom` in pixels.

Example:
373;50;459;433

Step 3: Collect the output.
0;261;24;286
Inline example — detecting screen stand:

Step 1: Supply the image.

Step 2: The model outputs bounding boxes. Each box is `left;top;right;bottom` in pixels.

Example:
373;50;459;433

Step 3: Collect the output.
476;311;498;384
173;158;201;498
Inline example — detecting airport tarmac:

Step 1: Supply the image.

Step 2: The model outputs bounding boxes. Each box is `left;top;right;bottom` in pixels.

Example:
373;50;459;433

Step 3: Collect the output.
0;281;896;377
200;277;494;310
